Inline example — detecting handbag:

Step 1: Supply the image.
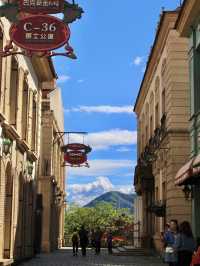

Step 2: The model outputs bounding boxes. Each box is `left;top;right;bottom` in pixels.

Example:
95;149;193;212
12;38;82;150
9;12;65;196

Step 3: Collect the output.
164;246;178;263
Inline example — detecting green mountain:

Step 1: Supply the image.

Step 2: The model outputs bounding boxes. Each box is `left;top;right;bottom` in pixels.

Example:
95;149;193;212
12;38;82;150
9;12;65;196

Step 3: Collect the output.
85;191;136;212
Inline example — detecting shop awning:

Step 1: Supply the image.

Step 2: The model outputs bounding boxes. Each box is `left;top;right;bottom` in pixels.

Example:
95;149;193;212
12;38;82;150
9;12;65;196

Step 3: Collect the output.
175;159;194;186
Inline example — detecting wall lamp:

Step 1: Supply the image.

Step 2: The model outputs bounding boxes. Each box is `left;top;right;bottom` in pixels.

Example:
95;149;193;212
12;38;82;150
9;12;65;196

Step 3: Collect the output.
182;185;193;200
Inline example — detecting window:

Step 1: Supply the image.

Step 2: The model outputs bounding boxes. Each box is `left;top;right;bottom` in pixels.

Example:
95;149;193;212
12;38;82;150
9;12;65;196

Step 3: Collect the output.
150;115;153;136
22;81;29;140
155;187;159;232
162;182;166;201
162;89;166;115
10;58;19;127
31;98;37;150
155;103;159;127
145;125;149;143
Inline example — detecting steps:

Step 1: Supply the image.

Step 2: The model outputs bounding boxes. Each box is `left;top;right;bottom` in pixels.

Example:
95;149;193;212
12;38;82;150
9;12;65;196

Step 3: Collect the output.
112;246;147;256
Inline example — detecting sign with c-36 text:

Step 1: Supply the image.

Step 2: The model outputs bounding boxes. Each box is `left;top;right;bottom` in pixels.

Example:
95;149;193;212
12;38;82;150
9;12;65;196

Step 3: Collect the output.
10;15;70;52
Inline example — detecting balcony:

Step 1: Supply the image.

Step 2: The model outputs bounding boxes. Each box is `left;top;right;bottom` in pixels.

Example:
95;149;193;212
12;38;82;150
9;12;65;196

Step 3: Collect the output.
140;113;167;166
134;161;154;195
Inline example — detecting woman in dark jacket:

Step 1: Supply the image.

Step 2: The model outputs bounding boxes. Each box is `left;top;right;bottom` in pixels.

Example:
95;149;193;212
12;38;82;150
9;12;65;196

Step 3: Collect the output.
174;221;196;266
164;219;179;266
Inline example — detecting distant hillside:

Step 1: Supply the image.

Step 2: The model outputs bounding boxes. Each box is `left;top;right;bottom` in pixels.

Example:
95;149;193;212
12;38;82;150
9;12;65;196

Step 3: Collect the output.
84;191;136;213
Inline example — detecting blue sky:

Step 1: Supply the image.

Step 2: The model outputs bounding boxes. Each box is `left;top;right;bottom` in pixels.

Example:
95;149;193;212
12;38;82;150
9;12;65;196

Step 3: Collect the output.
53;0;181;206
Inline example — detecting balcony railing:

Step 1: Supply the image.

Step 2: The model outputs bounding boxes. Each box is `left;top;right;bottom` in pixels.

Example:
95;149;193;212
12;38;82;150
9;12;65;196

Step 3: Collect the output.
140;113;167;166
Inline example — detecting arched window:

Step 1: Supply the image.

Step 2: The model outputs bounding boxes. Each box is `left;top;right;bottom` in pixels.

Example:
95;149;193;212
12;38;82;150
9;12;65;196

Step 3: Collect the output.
10;57;19;127
162;89;166;115
155;76;160;127
145;103;149;143
150;92;154;136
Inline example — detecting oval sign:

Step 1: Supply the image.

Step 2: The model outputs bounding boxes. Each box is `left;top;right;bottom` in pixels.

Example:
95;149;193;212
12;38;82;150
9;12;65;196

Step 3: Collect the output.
10;15;70;52
62;143;92;154
64;151;87;165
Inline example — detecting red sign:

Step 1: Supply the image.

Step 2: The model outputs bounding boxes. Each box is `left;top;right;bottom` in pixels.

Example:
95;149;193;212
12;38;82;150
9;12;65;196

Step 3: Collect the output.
62;143;92;153
10;15;70;52
19;0;64;14
64;151;87;165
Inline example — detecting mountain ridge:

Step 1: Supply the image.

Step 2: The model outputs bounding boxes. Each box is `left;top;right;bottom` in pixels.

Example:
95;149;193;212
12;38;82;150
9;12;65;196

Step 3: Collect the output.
84;191;136;213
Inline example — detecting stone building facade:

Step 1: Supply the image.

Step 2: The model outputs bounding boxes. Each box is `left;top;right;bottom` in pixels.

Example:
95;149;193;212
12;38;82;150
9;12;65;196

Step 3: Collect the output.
0;16;59;265
134;10;192;251
175;0;200;244
37;88;65;253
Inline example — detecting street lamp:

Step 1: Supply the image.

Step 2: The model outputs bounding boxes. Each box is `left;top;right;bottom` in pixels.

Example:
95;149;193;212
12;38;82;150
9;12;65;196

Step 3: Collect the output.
3;138;12;155
27;162;34;176
182;185;192;200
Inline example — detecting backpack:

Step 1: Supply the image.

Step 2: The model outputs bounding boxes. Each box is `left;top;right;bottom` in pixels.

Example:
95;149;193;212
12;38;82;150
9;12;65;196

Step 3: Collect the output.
72;232;79;243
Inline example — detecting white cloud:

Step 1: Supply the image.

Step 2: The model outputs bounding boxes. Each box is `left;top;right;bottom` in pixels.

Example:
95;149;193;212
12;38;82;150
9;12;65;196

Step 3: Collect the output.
69;176;113;194
68;129;137;151
64;105;133;114
116;185;134;194
130;56;143;67
69;159;135;177
134;56;143;66
68;176;134;206
57;75;71;83
116;147;131;152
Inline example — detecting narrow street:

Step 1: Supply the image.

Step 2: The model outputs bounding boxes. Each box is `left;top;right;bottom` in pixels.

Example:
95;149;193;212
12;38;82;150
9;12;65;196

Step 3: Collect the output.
19;248;164;266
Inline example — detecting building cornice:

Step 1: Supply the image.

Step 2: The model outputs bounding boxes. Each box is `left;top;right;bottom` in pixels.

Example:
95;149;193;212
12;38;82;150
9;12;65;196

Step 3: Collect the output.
134;11;179;115
31;57;57;83
175;0;200;36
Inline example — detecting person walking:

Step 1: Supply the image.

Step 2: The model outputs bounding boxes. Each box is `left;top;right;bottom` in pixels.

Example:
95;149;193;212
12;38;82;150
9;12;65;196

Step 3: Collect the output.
174;221;196;266
94;227;103;255
163;219;179;266
71;228;79;256
107;230;113;254
78;225;88;256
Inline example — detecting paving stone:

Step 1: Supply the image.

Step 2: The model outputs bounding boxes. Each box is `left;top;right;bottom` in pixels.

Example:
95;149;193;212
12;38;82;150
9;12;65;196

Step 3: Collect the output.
19;248;165;266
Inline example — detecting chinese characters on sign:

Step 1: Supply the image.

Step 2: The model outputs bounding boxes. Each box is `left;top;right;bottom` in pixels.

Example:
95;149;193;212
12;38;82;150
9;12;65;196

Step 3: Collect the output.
10;15;70;51
19;0;64;14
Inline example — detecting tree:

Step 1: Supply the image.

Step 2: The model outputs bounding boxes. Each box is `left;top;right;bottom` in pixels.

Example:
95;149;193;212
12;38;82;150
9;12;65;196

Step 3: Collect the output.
64;202;134;235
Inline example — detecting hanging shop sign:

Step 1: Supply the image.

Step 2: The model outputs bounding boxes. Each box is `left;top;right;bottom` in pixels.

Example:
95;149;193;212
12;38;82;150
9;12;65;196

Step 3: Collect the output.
63;143;92;153
64;150;87;165
10;15;70;52
19;0;64;14
62;142;92;167
0;1;84;59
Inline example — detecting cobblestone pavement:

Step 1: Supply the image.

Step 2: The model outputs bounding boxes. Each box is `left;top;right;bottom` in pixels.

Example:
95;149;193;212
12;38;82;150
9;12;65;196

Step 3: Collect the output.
19;248;165;266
